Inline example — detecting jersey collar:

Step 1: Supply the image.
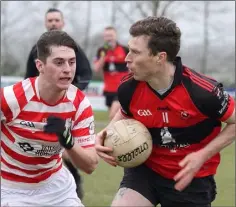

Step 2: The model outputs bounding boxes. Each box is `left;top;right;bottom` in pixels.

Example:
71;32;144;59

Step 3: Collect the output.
146;56;183;99
171;56;183;88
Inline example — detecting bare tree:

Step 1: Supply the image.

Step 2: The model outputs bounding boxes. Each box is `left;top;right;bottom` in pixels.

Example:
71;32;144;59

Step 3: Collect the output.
111;1;117;25
83;1;92;53
1;2;9;58
114;1;136;24
152;0;160;16
201;1;210;74
134;1;176;17
48;1;60;8
160;1;176;16
1;1;21;75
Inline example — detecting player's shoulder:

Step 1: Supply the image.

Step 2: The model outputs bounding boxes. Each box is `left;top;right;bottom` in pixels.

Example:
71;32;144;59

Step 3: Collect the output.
183;66;218;85
117;43;128;49
118;73;139;101
116;43;129;53
182;66;219;93
1;78;36;118
67;84;90;107
3;77;35;98
67;84;84;100
119;73;138;89
181;65;224;104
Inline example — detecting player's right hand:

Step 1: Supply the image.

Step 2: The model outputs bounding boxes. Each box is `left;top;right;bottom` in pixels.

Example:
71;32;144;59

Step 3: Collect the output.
95;130;117;167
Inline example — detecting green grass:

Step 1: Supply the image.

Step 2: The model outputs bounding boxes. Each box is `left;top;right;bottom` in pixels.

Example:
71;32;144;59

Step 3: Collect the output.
82;111;235;206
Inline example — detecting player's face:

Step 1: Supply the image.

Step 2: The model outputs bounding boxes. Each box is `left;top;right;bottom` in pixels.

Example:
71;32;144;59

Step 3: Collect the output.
103;29;117;48
125;35;159;81
45;12;64;31
38;46;76;90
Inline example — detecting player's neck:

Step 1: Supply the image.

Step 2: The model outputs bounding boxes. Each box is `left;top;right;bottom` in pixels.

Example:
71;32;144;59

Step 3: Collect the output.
147;63;176;91
38;77;66;105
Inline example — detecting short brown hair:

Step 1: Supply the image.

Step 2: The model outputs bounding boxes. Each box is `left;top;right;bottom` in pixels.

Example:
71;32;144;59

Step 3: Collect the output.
129;16;181;62
36;30;78;62
104;26;116;32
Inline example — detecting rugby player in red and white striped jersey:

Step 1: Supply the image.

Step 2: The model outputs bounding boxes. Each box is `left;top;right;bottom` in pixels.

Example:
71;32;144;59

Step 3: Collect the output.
1;30;98;206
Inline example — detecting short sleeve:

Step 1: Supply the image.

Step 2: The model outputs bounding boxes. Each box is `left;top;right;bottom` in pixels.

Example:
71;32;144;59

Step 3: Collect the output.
198;83;235;121
117;75;138;117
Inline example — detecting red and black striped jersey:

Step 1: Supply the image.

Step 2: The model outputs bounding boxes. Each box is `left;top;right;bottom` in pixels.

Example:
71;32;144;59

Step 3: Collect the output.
118;57;235;179
95;44;129;93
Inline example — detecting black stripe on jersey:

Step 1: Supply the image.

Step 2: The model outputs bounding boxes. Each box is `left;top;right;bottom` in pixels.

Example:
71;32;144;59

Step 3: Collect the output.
148;118;221;146
182;67;230;119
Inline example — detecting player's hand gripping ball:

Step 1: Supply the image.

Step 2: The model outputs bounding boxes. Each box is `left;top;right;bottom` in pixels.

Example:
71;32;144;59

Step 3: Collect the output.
104;119;153;168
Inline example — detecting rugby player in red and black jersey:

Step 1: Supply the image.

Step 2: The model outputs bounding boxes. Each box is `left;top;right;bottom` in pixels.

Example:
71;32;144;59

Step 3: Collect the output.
95;17;235;207
93;26;129;120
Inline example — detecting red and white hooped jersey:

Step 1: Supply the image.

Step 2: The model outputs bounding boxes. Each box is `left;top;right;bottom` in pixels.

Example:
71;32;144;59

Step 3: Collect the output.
1;77;95;186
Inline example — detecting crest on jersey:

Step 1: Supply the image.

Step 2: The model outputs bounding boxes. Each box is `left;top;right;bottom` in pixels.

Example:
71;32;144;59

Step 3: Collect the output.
160;127;176;145
180;110;190;119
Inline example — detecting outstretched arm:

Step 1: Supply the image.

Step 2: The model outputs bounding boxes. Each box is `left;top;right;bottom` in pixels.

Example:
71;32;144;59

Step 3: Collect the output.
174;82;235;191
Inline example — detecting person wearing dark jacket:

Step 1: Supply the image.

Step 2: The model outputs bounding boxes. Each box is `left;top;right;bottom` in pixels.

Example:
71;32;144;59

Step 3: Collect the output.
24;8;92;200
25;8;92;91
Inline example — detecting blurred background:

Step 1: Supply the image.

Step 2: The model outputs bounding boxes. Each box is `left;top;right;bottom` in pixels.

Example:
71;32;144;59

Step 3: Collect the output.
1;1;235;206
1;1;235;86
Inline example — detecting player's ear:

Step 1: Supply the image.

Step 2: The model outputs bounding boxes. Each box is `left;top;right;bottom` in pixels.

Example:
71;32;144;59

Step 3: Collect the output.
156;52;167;64
35;59;45;74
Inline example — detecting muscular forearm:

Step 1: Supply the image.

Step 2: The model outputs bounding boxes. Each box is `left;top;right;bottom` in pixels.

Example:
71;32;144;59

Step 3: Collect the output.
201;123;235;160
66;144;99;174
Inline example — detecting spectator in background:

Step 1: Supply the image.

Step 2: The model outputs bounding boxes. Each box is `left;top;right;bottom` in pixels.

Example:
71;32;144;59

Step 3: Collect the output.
24;8;92;200
93;27;129;120
25;8;92;90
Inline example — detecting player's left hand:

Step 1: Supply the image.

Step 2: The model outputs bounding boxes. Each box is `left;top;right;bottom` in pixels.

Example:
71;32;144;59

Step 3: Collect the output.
174;150;208;191
44;116;74;150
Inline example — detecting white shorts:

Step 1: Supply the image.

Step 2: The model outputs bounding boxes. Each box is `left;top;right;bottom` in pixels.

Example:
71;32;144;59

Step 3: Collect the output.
1;166;84;207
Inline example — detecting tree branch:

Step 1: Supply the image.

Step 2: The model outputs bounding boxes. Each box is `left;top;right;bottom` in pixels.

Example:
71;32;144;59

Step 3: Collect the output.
114;2;136;24
160;1;175;16
136;1;149;17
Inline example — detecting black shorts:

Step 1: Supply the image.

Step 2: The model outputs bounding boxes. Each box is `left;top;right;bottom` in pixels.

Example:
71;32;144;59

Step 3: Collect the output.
103;92;118;107
119;164;217;207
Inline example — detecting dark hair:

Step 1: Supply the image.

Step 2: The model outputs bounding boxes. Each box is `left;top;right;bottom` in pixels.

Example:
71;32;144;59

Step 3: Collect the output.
45;8;63;18
129;16;181;62
104;26;116;32
36;30;78;62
